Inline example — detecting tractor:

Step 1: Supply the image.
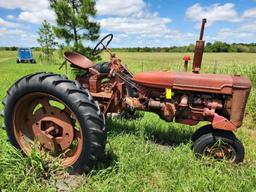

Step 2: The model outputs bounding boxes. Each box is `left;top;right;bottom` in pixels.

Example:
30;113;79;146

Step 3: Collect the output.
2;19;252;173
16;47;36;64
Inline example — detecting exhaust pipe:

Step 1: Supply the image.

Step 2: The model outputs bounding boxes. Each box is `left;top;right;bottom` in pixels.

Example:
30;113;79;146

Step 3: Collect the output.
192;18;207;73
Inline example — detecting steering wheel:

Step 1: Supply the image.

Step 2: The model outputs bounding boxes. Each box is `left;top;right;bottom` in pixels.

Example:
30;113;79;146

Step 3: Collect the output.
92;34;113;55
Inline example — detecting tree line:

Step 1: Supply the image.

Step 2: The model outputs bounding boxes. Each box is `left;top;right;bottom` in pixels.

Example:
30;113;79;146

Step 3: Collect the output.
112;42;256;53
1;41;256;53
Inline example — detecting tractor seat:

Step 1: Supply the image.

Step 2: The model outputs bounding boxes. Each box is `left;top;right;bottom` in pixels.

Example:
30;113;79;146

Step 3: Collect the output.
64;52;94;70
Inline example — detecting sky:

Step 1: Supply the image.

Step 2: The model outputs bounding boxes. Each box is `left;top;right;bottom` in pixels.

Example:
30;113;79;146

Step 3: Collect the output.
0;0;256;48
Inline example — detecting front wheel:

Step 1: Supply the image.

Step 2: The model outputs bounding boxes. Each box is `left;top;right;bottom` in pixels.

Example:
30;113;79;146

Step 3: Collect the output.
30;59;36;64
191;124;213;142
193;131;244;163
2;72;107;173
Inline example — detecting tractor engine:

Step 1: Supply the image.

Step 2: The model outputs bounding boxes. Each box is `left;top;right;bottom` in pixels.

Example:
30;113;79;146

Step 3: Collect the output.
174;93;225;125
124;92;224;124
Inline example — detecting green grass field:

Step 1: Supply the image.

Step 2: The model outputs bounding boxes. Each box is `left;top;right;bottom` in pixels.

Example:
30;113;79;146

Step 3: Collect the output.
0;51;256;191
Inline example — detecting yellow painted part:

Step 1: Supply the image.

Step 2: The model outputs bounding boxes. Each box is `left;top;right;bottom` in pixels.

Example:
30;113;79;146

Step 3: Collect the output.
166;88;172;99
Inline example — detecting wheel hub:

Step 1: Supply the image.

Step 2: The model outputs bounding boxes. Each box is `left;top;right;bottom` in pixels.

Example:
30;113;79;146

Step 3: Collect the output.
211;148;225;159
205;144;235;161
32;106;74;152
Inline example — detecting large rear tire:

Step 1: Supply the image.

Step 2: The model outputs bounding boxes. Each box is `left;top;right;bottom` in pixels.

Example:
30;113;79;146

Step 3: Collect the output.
2;72;107;173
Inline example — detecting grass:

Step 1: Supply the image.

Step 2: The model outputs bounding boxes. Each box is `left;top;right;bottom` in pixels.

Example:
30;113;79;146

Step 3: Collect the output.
0;143;62;191
0;51;256;191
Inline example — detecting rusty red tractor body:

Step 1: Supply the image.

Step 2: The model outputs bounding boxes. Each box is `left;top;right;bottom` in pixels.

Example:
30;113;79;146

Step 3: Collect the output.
2;19;252;172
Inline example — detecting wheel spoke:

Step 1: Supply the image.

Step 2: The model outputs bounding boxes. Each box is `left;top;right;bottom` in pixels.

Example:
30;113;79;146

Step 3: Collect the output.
55;136;63;142
40;97;50;107
45;126;55;134
40;97;51;113
22;135;34;145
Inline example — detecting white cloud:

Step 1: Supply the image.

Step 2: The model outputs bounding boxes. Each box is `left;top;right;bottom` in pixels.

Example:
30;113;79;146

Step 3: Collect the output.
97;0;172;40
96;0;200;47
243;8;256;18
0;34;38;47
215;8;256;42
217;28;254;39
240;22;256;32
6;15;15;20
100;16;171;35
0;28;8;36
0;0;49;11
96;0;145;17
0;0;55;24
212;6;256;43
0;17;18;27
0;27;26;36
18;9;56;24
186;3;241;26
0;26;38;46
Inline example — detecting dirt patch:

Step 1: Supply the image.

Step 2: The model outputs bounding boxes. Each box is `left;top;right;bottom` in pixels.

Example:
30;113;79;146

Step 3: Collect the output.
56;173;84;192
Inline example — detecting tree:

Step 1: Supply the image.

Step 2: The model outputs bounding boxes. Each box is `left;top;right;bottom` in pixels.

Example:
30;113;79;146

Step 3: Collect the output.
49;0;100;60
210;41;230;52
37;20;57;63
234;45;250;53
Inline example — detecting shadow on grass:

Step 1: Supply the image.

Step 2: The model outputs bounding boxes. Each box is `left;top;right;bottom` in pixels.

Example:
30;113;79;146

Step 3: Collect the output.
143;124;193;146
90;115;195;173
106;117;194;147
83;147;119;176
99;148;118;168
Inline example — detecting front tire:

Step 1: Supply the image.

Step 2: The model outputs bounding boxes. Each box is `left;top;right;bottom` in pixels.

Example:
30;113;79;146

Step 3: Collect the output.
191;125;213;142
193;130;244;163
30;59;36;64
2;72;107;173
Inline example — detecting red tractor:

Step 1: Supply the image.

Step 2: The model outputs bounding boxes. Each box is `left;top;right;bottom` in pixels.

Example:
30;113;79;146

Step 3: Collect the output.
1;19;252;173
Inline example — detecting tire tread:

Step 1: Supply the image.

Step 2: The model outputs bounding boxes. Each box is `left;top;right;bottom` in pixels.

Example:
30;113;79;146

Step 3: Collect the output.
2;72;106;173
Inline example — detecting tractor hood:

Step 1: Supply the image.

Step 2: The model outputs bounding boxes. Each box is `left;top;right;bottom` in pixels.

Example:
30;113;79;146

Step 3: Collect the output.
133;72;251;94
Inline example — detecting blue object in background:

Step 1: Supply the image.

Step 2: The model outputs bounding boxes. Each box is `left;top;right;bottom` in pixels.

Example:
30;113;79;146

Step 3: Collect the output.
17;48;36;64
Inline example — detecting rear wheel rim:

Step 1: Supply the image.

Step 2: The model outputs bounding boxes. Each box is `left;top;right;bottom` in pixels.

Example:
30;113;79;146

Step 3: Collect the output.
13;92;83;167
